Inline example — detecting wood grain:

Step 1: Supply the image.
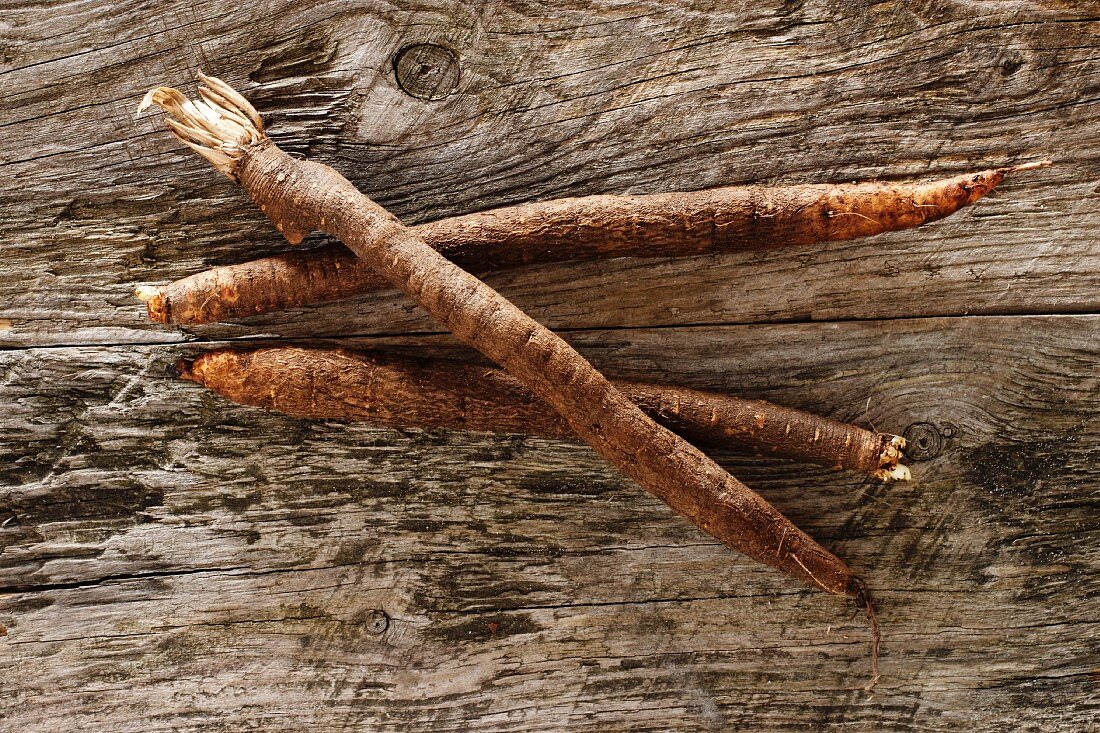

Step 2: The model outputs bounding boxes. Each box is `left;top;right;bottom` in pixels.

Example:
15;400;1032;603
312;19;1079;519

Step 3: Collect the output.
1;0;1098;730
3;317;1098;730
0;0;1097;347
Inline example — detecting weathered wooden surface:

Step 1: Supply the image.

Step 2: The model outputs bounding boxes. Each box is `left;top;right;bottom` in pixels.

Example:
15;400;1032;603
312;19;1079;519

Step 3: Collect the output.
1;1;1098;731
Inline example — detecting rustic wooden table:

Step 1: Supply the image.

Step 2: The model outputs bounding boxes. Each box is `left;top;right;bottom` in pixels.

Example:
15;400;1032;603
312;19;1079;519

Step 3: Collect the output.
2;2;1097;730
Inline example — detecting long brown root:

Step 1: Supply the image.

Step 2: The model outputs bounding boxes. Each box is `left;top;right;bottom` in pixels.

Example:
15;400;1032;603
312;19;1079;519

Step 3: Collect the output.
134;161;1051;324
176;347;910;481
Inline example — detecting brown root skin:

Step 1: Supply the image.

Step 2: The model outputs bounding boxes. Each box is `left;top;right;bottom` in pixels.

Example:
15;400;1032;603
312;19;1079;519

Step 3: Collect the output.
176;347;910;481
141;75;863;605
136;162;1051;325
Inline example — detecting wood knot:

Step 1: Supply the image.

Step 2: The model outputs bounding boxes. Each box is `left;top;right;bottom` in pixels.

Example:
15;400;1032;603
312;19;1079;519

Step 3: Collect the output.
366;610;389;635
1000;55;1025;76
902;422;946;461
393;43;460;100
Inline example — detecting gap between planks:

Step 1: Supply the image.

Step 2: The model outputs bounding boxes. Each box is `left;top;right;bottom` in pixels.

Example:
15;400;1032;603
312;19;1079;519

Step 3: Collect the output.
3;309;1099;353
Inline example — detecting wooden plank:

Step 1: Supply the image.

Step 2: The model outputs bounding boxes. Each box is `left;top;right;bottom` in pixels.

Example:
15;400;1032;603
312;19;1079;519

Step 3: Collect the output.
1;1;1098;346
2;1;1097;730
2;316;1096;730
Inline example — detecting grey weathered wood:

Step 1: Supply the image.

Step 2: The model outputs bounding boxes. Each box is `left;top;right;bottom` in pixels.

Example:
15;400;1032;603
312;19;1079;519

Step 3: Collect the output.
3;317;1098;730
1;1;1098;347
1;1;1098;731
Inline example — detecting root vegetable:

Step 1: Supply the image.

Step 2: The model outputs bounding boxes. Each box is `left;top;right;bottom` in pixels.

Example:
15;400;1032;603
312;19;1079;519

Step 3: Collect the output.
177;346;910;481
137;163;1048;325
139;74;881;681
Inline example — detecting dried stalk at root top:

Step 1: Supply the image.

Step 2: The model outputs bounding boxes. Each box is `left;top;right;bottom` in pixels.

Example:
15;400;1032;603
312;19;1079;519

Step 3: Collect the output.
177;347;910;481
139;75;880;683
136;163;1049;325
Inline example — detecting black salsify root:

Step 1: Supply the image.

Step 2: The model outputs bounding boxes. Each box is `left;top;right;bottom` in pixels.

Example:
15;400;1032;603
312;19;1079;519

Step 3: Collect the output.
848;576;881;691
143;70;899;693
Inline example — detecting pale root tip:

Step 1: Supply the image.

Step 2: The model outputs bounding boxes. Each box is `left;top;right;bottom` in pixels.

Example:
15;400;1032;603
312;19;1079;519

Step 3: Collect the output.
136;89;157;116
135;75;264;180
1000;160;1053;174
874;434;911;482
875;464;912;482
134;285;169;323
134;285;159;302
136;87;183;117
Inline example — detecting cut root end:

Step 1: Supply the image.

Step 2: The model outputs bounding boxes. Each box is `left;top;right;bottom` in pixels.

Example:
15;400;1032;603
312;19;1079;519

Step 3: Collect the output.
134;285;170;323
874;464;912;482
136;72;266;179
173;358;196;381
874;434;911;482
133;285;158;302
